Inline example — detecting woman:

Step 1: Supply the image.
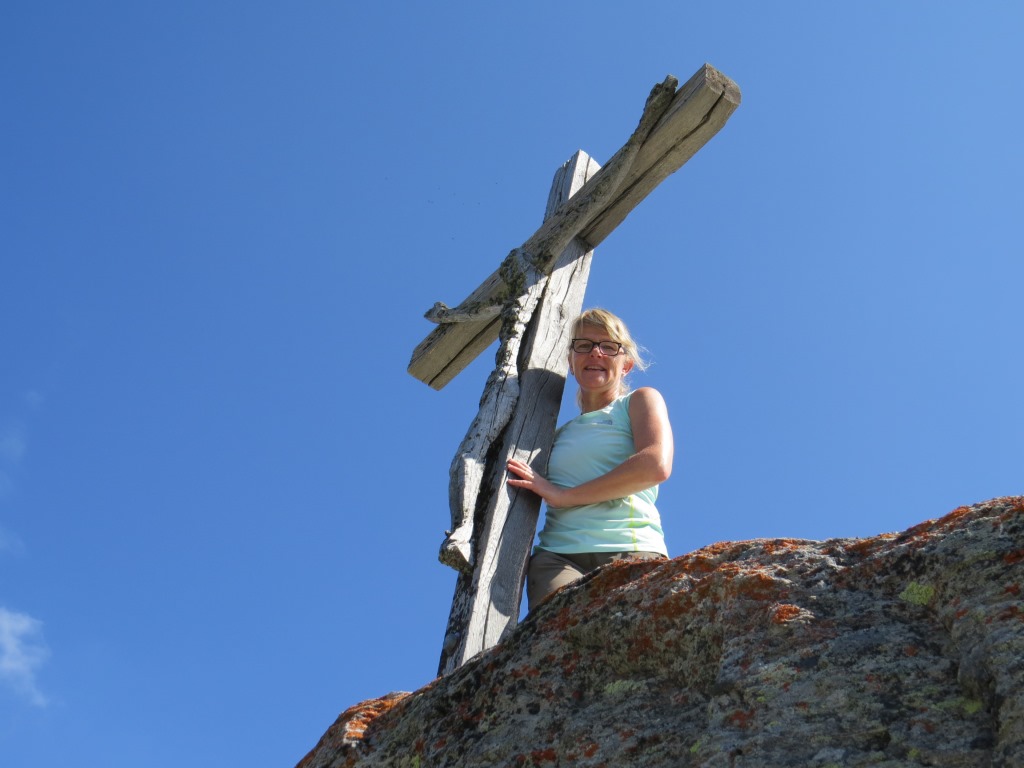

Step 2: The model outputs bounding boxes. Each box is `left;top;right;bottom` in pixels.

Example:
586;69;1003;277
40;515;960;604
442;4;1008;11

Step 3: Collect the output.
506;308;674;610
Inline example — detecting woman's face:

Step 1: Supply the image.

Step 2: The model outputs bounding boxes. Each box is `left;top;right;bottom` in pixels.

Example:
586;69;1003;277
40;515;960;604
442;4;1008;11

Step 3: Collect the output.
569;323;634;395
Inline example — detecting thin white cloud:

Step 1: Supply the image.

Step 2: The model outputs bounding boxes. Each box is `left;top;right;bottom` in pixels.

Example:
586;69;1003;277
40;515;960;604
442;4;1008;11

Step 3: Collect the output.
0;607;49;707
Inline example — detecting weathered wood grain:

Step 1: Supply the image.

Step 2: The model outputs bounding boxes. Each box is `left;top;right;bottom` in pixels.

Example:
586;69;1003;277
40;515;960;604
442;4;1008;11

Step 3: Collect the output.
437;151;599;675
408;63;741;390
427;65;742;675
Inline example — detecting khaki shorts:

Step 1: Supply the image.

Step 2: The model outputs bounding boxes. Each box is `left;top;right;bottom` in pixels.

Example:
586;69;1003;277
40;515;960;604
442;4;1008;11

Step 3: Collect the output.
526;549;667;611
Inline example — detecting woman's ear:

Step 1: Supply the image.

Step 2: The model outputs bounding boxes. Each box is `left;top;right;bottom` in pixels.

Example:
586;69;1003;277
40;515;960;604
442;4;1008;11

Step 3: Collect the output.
623;358;635;375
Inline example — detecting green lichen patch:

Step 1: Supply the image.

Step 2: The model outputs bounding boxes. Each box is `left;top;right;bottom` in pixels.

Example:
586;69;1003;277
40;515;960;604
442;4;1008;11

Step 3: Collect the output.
899;581;935;606
602;679;646;697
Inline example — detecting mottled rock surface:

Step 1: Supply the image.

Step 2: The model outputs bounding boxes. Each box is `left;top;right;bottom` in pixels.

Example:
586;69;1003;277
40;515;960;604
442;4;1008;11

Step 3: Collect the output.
299;497;1023;767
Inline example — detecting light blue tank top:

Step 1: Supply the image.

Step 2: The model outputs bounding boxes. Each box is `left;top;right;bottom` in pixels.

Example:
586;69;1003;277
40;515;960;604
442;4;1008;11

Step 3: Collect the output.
537;393;668;555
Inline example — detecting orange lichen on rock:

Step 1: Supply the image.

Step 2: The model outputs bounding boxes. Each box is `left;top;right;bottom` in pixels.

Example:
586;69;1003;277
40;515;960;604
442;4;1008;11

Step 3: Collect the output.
996;604;1023;622
1003;549;1024;566
336;694;409;743
720;565;784;602
845;532;897;557
762;538;805;555
296;692;411;768
529;747;558;763
769;603;806;624
1004;496;1024;514
297;496;1024;768
725;708;757;729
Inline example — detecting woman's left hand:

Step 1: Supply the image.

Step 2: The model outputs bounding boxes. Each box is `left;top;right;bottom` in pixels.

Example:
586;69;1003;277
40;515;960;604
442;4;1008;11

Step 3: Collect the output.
506;458;570;508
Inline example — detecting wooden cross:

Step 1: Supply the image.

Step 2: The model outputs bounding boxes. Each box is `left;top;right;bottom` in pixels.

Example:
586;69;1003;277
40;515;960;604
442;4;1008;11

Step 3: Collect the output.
408;64;741;676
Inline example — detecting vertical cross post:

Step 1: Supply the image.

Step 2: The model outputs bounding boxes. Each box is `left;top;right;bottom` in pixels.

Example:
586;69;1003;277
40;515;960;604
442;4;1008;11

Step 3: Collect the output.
408;65;742;676
437;151;600;675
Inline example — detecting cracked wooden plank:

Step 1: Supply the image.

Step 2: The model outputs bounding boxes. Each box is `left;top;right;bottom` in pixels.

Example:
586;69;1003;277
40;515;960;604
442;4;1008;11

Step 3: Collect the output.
437;150;600;675
408;64;741;390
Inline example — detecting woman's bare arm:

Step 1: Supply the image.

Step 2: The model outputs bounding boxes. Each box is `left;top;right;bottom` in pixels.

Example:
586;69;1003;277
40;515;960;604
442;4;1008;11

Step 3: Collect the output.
506;387;673;508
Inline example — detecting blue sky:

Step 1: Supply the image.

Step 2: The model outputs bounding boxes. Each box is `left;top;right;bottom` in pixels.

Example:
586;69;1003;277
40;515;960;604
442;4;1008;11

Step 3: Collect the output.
2;2;1021;765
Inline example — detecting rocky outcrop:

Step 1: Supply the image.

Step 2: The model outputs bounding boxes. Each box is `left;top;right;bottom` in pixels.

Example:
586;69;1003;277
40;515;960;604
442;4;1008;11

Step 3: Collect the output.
299;497;1024;767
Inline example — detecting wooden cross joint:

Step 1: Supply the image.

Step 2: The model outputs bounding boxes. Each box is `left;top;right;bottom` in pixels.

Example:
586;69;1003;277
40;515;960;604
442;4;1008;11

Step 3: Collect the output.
409;65;741;393
409;64;741;675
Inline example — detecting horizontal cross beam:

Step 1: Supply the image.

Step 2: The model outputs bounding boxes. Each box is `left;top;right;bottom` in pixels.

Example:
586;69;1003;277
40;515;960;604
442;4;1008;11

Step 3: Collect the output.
408;63;741;390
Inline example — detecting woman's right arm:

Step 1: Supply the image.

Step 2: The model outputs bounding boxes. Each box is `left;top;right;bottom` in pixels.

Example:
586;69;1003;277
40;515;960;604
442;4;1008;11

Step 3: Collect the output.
506;386;673;507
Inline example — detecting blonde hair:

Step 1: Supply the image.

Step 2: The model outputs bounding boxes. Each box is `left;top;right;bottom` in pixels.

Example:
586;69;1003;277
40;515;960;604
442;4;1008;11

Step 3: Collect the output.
570;308;648;406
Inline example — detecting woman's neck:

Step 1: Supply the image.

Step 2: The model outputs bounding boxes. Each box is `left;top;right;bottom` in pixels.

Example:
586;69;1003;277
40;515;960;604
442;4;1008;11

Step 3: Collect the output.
580;389;619;413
